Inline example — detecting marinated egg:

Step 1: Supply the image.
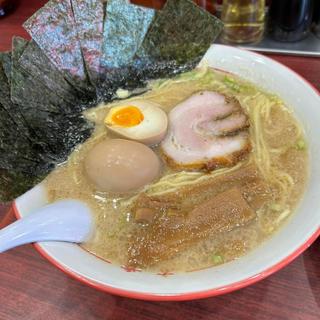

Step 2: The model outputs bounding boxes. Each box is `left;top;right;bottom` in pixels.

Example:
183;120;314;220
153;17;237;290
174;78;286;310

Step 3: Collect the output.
104;100;168;145
84;139;161;193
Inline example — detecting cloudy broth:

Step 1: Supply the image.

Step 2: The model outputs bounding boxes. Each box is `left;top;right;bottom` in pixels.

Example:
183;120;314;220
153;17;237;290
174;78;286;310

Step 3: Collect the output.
45;68;308;272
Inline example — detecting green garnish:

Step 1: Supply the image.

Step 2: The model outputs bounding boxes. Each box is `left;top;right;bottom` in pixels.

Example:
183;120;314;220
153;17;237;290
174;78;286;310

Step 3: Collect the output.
223;76;241;93
295;139;306;150
212;254;224;265
269;94;282;104
270;203;282;212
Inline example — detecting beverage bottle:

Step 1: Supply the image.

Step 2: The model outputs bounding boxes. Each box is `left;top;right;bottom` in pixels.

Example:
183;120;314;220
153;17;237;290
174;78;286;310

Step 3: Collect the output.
268;0;314;42
221;0;265;44
313;0;320;39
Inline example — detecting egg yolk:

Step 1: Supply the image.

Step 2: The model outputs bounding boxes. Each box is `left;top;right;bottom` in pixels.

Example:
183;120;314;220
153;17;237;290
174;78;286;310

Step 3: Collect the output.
111;106;144;127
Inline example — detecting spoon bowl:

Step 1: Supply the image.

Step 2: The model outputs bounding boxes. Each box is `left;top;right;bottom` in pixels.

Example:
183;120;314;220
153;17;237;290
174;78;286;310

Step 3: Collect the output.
0;200;93;253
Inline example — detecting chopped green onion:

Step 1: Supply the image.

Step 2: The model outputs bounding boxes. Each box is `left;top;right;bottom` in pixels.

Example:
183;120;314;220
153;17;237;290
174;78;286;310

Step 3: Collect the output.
295;139;306;150
223;76;241;92
270;203;282;212
212;254;224;265
269;94;282;104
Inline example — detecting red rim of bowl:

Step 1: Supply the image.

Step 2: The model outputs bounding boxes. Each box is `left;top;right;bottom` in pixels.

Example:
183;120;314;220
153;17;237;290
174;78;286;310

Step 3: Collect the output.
12;47;320;301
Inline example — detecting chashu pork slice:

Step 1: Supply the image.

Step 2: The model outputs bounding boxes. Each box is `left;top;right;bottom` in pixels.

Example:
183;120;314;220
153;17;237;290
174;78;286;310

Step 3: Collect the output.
161;91;251;171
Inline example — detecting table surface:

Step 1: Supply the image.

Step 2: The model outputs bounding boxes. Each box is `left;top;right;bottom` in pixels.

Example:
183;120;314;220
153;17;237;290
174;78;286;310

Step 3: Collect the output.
0;1;320;319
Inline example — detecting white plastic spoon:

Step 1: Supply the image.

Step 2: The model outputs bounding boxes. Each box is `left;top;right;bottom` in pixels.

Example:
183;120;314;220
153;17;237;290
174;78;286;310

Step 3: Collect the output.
0;200;93;253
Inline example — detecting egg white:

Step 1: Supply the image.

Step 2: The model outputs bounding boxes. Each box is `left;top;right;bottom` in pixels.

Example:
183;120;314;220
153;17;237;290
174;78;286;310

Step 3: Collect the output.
105;100;168;145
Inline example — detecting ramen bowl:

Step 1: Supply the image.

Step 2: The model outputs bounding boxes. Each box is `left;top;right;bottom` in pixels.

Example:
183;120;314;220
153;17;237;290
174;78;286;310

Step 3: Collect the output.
13;45;320;301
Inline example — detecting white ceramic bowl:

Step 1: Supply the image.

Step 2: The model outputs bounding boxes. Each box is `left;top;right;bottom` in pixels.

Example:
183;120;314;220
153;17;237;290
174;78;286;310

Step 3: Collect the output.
13;45;320;301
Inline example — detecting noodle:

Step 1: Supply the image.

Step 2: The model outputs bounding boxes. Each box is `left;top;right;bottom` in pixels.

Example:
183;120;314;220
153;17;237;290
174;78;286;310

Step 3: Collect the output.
144;162;244;196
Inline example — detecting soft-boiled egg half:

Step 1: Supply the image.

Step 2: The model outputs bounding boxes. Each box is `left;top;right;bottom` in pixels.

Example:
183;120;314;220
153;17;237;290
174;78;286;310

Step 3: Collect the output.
84;139;161;193
104;100;168;145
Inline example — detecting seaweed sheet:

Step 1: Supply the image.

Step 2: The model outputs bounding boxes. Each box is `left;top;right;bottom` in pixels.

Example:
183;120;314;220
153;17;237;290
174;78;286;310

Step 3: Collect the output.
9;37;93;166
0;71;32;142
0;82;51;182
101;0;155;71
23;109;93;160
0;0;223;202
11;38;90;115
11;36;28;64
135;0;224;66
0;85;50;202
71;0;105;85
0;39;35;136
99;0;223;97
11;37;74;113
18;41;83;106
11;38;94;158
0;105;43;172
23;0;92;92
0;169;40;203
0;52;12;83
0;41;55;172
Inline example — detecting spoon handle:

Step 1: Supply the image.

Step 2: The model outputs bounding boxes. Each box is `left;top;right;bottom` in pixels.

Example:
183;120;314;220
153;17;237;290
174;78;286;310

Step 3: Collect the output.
0;200;92;253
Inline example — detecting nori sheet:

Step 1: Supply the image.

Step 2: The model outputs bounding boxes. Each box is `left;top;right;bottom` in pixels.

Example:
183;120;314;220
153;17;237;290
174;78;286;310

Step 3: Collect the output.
11;74;72;114
23;0;91;92
0;96;49;186
9;39;98;150
101;0;155;71
11;37;74;113
10;37;94;158
11;38;92;116
0;105;44;173
0;58;52;202
18;40;86;107
0;35;94;203
0;78;32;144
0;40;38;139
11;36;28;64
99;0;223;97
0;52;12;84
71;0;105;85
0;62;24;128
0;45;56;172
0;169;41;203
22;108;93;160
0;0;224;202
135;0;224;66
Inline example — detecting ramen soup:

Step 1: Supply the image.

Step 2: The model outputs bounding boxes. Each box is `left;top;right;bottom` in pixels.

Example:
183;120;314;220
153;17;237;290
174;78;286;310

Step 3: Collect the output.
45;67;308;272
